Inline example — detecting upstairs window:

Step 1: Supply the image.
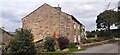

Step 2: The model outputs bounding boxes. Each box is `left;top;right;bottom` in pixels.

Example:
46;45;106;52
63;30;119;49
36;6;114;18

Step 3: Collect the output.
78;26;80;29
74;23;76;29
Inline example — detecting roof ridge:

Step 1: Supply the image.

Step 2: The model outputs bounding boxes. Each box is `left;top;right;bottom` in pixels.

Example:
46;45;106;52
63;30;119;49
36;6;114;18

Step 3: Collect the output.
21;3;83;26
22;3;50;20
22;3;62;20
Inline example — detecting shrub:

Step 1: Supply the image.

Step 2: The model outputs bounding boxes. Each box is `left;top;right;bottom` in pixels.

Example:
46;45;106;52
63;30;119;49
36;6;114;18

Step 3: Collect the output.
68;43;77;48
35;42;46;53
44;37;56;52
87;38;96;43
114;29;120;38
97;30;113;38
9;28;36;55
57;36;69;50
80;38;84;42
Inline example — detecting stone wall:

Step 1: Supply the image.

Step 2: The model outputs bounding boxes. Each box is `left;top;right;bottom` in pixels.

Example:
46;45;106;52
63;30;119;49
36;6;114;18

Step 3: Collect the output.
0;28;11;45
22;3;83;43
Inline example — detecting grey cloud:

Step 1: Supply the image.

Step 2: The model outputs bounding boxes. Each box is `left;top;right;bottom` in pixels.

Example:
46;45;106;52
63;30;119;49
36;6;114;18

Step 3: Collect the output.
82;17;97;31
60;2;104;31
1;0;119;32
2;9;21;23
2;18;22;32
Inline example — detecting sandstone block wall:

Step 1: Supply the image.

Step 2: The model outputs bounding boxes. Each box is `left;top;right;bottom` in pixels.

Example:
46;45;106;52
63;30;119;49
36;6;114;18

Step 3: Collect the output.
22;3;84;43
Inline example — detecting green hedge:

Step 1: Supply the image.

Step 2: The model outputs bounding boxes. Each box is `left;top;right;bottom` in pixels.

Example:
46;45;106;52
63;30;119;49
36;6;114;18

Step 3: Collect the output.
68;43;77;48
87;38;96;42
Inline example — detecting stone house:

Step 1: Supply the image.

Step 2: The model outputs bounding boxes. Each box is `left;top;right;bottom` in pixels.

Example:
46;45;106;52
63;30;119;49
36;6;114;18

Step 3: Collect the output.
0;28;14;55
0;28;12;45
22;3;85;43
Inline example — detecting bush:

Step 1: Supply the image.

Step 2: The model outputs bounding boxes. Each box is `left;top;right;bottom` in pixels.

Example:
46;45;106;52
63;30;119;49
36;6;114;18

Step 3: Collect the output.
97;30;113;38
35;42;46;53
9;28;36;55
68;43;77;48
44;37;56;52
57;36;69;50
87;38;96;43
114;29;120;38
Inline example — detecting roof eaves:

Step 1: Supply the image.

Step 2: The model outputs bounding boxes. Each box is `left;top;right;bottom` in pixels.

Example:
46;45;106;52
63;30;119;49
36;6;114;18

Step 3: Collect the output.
71;15;82;25
0;28;13;36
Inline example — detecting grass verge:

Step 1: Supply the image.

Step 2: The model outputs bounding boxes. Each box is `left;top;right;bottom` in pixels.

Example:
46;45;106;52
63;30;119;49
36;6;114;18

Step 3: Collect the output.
37;48;85;55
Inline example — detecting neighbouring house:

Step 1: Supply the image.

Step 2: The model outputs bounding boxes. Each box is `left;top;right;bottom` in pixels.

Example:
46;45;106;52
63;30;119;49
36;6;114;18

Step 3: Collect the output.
22;3;86;43
0;28;15;54
0;28;12;46
0;28;13;54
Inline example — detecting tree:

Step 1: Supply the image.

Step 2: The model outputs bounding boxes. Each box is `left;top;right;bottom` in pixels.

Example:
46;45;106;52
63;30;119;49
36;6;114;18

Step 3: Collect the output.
86;31;96;38
96;10;116;38
114;11;120;38
57;36;69;50
115;11;120;28
44;37;56;52
97;30;112;38
9;28;36;55
96;10;117;30
96;10;120;38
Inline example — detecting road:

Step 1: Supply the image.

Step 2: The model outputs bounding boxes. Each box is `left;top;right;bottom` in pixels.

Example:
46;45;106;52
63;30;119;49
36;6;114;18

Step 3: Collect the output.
0;41;119;55
66;41;119;55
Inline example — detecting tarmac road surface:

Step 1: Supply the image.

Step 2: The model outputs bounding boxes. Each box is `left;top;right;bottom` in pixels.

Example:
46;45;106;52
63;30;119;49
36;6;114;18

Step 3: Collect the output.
66;41;119;55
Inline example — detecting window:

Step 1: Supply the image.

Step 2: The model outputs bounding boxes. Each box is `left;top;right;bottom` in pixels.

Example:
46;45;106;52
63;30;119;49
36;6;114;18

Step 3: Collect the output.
78;26;80;29
74;35;77;42
74;23;76;29
78;35;80;41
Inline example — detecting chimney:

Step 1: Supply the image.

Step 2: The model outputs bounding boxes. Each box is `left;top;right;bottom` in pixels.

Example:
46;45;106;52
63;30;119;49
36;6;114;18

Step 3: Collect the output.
54;7;61;11
54;4;61;11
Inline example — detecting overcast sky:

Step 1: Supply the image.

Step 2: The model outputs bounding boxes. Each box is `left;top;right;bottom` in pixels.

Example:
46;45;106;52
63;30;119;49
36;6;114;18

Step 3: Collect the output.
0;0;119;32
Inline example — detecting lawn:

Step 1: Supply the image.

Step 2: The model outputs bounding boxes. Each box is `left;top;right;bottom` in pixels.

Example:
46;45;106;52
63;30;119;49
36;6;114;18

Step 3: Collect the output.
37;48;85;55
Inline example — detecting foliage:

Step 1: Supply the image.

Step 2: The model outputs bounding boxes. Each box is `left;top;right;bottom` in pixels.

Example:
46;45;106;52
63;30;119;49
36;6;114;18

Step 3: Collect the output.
38;48;85;55
68;43;77;48
96;10;117;30
113;29;120;38
117;29;120;38
87;38;96;43
9;28;36;55
86;31;96;38
114;11;120;38
57;36;69;50
35;42;46;53
96;10;120;38
115;11;120;28
44;37;56;52
80;38;84;42
97;30;113;38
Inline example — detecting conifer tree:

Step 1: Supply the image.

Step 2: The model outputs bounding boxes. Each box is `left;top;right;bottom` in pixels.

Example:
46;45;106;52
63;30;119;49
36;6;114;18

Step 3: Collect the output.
9;28;36;55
